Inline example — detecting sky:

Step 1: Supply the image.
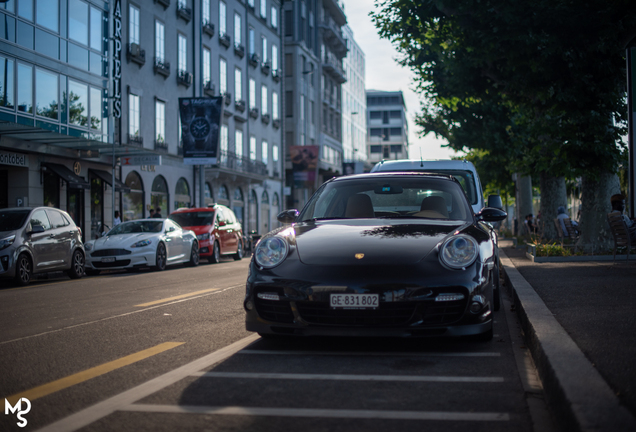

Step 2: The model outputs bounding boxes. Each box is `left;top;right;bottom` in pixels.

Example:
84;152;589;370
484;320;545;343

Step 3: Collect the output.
342;1;460;160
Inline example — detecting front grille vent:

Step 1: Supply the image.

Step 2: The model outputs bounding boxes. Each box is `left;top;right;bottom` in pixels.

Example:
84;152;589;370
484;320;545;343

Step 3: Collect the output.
91;249;132;257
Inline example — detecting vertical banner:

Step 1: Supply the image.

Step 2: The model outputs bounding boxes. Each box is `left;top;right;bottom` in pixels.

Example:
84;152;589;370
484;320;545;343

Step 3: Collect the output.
179;97;224;165
290;145;319;188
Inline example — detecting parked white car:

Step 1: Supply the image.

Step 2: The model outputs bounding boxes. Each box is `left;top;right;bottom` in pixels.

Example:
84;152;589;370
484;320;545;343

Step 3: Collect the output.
84;219;198;274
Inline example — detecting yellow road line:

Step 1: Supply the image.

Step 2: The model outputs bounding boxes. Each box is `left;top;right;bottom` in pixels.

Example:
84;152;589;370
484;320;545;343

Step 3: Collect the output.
135;288;223;307
4;342;184;405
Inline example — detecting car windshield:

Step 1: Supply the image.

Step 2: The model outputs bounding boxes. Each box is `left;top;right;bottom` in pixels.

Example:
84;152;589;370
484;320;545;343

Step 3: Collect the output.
0;210;31;231
106;220;163;235
298;176;473;222
169;211;215;227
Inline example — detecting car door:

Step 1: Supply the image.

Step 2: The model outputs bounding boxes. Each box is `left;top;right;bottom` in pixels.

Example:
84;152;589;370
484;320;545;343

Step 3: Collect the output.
215;207;231;254
45;209;74;270
224;207;239;251
28;209;56;271
164;220;187;262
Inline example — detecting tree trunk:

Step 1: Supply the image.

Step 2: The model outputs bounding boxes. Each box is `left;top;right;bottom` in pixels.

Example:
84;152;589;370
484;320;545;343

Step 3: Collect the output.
539;174;567;240
577;172;621;252
515;174;533;235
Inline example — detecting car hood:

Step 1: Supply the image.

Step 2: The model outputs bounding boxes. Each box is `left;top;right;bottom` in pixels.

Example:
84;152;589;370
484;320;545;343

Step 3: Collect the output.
89;233;157;249
293;220;465;266
0;230;18;239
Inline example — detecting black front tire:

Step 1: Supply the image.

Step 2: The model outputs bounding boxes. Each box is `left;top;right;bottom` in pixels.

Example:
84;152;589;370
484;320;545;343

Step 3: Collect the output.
233;241;243;261
67;250;85;279
209;241;221;264
14;253;32;286
186;242;200;267
155;243;167;271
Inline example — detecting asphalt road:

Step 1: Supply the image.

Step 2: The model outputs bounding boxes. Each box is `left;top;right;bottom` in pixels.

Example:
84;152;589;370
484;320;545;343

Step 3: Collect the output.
0;257;557;432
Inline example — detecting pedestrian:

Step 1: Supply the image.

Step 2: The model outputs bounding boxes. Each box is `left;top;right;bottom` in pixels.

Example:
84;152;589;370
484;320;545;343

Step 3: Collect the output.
149;208;155;218
524;214;536;235
152;208;163;218
113;210;121;226
610;194;636;237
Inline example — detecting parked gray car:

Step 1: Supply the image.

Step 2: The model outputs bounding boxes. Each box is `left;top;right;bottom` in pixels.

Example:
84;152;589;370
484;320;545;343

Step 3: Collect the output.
0;207;85;286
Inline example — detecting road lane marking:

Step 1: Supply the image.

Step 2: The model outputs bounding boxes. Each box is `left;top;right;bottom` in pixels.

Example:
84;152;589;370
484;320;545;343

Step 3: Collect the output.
120;404;510;421
0;285;243;346
36;334;260;432
192;371;504;383
135;288;224;307
5;342;184;405
239;350;501;357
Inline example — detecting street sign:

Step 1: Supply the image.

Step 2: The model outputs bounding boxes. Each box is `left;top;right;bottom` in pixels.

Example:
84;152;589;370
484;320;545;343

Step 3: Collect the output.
120;155;162;166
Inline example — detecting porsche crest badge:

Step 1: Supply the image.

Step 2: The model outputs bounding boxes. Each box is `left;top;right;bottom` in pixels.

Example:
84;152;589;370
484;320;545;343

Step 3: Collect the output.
355;253;364;259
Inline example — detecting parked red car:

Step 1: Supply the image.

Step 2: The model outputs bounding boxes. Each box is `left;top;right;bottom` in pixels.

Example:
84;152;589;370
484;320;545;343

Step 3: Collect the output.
168;205;244;263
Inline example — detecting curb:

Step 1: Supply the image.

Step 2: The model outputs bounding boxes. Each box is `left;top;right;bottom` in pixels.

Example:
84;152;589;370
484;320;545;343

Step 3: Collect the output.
499;249;636;432
525;253;636;263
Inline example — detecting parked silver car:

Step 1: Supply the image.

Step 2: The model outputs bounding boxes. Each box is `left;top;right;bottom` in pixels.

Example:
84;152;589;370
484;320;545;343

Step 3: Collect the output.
0;207;85;286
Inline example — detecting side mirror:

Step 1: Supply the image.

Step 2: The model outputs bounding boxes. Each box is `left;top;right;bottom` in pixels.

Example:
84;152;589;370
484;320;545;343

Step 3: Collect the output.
101;231;107;237
277;209;299;224
476;207;507;222
28;225;45;235
487;195;503;210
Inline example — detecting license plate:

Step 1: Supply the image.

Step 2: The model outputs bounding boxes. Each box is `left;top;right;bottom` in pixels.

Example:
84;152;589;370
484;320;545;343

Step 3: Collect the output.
101;257;115;263
330;293;378;309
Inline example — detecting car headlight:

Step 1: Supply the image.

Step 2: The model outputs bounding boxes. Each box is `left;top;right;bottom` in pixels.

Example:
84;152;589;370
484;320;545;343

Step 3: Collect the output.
439;234;479;269
0;235;16;251
131;239;152;248
254;236;288;268
197;233;210;241
84;242;93;251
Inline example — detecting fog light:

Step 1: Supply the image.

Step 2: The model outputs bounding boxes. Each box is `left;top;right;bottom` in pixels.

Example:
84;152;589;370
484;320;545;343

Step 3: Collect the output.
469;295;485;313
245;300;254;311
481;310;492;320
257;292;280;301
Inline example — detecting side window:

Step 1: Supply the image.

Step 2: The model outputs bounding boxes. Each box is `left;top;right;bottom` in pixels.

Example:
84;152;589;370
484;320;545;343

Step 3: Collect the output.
216;208;227;224
30;210;52;231
225;207;237;224
47;210;68;228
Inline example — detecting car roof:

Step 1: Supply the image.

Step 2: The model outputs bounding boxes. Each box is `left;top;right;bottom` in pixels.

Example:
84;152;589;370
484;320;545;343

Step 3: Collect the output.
371;159;477;172
170;206;220;213
331;171;455;182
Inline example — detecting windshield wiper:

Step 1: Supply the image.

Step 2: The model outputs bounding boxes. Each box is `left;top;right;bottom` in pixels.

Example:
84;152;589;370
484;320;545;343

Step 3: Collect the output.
302;217;349;222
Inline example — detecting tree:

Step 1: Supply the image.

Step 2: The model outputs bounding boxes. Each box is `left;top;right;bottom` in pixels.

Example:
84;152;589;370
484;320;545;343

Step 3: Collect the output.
372;0;636;245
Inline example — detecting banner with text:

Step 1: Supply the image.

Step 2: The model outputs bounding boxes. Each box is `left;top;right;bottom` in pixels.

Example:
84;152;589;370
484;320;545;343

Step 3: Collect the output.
179;97;224;165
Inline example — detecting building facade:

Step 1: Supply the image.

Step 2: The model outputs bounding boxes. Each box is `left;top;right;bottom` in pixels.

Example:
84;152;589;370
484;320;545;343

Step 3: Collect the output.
282;0;347;209
341;23;366;172
0;0;284;239
366;90;409;165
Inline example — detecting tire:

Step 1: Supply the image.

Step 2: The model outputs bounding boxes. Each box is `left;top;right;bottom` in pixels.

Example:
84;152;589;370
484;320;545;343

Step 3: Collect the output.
209;241;221;264
14;253;32;286
67;250;85;279
154;243;167;271
233;241;243;261
186;242;200;267
493;264;501;312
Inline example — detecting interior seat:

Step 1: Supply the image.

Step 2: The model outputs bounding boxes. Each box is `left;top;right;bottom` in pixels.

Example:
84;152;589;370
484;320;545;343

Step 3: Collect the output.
420;196;449;218
345;194;375;218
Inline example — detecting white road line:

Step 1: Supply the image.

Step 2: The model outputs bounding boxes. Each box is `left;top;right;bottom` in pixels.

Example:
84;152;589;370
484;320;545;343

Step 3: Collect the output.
239;350;501;357
1;285;243;346
120;404;511;421
35;334;261;432
192;371;504;383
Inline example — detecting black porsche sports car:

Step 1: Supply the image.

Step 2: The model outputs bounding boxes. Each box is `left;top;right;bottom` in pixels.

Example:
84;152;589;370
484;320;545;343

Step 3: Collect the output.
244;172;507;341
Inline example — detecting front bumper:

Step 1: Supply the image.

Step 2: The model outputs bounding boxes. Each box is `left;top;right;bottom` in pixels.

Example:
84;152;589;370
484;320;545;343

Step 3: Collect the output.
86;247;156;270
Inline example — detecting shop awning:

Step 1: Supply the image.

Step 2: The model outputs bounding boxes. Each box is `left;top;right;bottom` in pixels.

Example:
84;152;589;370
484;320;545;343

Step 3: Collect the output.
89;169;131;193
41;163;90;190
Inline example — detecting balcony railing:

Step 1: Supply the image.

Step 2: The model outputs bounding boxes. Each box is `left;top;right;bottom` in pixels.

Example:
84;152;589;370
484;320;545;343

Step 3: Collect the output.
127;43;146;66
155;139;168;152
234;43;245;58
261;113;270;124
221;92;232;105
177;4;192;22
235;100;246;112
272;69;281;82
128;134;143;146
204;80;215;96
154;57;170;77
217;150;267;176
219;32;231;48
261;61;271;76
272;118;280;129
203;21;215;37
177;69;192;87
249;53;260;67
249;107;259;119
154;0;170;9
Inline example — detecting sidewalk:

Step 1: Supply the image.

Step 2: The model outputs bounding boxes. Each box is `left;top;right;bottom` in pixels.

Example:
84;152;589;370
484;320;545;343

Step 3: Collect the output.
500;242;636;432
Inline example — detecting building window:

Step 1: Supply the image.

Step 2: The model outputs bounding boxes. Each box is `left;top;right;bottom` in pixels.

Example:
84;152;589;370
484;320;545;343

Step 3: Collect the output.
220;58;227;94
261;85;268;115
284;10;292;37
0;57;14;109
260;0;267;19
129;5;140;45
272;91;278;120
69;0;88;45
203;47;211;85
300;94;304;121
37;0;59;32
285;91;293;117
178;34;187;72
35;68;58;119
234;13;241;45
249;28;255;55
261;36;268;63
273;144;279;162
285;53;293;76
235;67;242;101
69;79;88;126
249;79;256;109
90;87;101;130
272;44;278;71
219;1;227;35
221;124;229;155
155;21;165;61
271;6;278;28
156;100;165;143
129;93;140;136
262;140;268;164
202;0;210;25
250;136;256;160
235;129;243;158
